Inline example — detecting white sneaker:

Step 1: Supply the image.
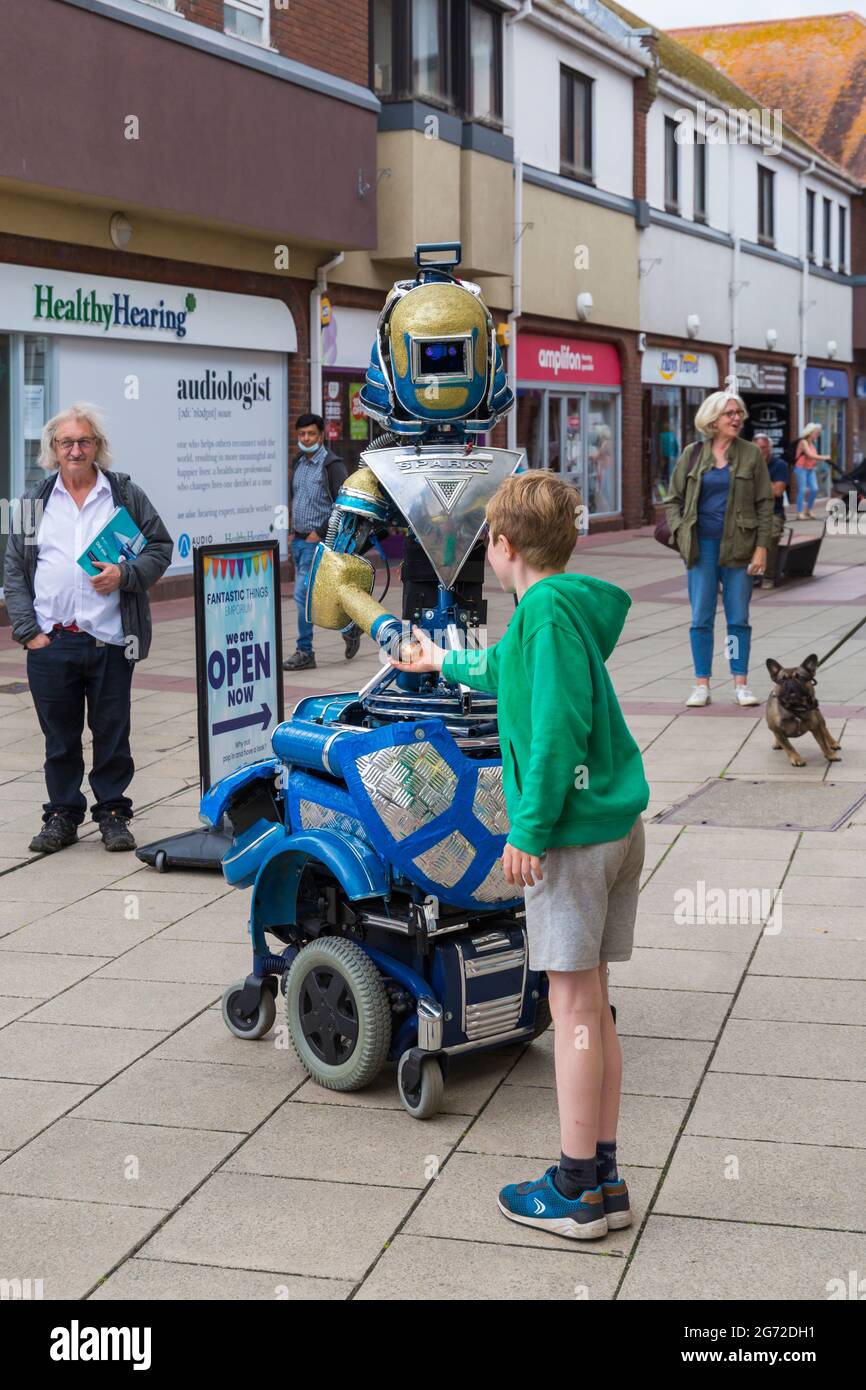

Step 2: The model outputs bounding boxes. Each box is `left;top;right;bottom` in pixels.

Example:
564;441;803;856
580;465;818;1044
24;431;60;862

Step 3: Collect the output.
735;685;760;706
686;685;711;707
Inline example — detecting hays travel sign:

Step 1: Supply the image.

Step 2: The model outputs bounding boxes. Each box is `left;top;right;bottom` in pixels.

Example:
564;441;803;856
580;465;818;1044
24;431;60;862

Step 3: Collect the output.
34;283;195;338
0;263;297;353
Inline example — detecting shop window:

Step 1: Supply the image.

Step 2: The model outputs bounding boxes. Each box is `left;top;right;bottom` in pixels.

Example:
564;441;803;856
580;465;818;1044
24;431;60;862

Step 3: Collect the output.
587;396;617;515
516;389;543;468
561;68;593;182
321;373;377;476
805;399;843;497
224;0;268;46
516;388;620;518
758;166;775;246
664;117;679;213
650;385;682;504
24;336;49;492
0;335;11;577
372;0;502;126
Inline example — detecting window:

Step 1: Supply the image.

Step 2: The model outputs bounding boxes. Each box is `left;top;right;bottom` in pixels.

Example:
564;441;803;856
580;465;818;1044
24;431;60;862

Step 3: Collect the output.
757;165;775;245
560;68;593;181
838;204;847;271
664;117;679;212
822;197;833;266
224;0;268;46
141;0;175;9
693;140;707;222
371;1;502;124
806;189;816;261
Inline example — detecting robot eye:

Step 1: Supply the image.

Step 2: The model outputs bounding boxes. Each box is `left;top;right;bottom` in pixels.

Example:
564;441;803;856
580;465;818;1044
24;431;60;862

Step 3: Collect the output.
414;338;470;379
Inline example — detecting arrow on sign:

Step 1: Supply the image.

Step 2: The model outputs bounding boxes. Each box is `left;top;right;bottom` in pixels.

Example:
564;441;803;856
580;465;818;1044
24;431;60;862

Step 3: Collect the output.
212;703;272;736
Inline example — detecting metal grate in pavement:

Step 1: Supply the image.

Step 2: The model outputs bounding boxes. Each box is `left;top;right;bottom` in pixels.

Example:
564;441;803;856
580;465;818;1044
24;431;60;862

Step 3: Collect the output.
654;777;866;832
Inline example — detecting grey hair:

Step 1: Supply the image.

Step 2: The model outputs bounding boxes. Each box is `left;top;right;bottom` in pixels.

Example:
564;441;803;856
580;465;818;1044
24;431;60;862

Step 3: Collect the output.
752;432;771;444
693;390;749;438
39;403;113;471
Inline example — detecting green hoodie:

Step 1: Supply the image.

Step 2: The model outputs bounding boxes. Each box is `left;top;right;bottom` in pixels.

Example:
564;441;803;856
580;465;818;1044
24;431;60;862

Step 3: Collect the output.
441;573;649;856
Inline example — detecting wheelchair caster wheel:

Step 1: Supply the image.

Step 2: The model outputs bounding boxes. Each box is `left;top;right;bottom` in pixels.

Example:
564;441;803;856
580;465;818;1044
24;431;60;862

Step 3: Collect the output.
154;850;167;873
397;1051;444;1120
221;979;277;1040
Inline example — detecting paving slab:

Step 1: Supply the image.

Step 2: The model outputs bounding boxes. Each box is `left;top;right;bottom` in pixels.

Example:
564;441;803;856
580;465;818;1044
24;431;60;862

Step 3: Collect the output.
610;947;750;993
0;1021;160;1085
28;978;219;1032
685;1072;866;1148
225;1099;467;1189
293;1048;522;1115
655;1135;866;1232
0;1192;163;1300
0;950;110;998
610;986;731;1040
732;975;866;1026
711;1018;866;1082
0;995;41;1026
90;1258;353;1301
0;1077;94;1149
506;1029;711;1099
72;1056;295;1131
0;1117;242;1208
355;1232;624;1301
140;1170;414;1282
619;1215;866;1301
750;936;866;979
0;914;163;957
150;1008;297;1071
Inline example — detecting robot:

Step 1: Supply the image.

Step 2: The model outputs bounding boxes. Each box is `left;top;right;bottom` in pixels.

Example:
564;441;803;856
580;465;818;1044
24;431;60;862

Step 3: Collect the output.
203;243;551;1118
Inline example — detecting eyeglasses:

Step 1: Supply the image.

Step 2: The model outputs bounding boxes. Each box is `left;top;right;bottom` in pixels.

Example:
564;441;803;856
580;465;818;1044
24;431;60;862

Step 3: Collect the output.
56;437;96;451
721;410;744;421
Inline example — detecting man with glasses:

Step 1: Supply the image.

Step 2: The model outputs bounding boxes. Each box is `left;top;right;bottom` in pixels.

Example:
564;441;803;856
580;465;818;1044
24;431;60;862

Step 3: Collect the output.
3;404;172;853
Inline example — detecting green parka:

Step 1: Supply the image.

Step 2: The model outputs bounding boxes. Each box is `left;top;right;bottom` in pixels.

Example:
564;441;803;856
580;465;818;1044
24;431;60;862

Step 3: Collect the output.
664;436;774;569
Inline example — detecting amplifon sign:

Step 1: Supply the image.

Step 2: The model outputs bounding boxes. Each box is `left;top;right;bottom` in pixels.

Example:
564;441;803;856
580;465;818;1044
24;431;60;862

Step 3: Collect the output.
517;334;621;387
34;282;193;338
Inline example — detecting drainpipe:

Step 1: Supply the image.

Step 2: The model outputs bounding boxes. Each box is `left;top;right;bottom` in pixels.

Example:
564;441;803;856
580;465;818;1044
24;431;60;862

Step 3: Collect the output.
310;251;344;415
505;0;533;451
798;160;817;435
728;142;739;390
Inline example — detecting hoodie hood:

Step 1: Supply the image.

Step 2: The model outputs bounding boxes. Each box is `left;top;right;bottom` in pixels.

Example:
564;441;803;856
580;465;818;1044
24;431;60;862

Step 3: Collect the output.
520;573;631;660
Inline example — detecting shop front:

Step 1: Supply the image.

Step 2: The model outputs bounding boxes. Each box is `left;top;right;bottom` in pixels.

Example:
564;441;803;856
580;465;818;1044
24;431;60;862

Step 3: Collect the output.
321;305;381;475
515;333;622;518
0;262;296;584
641;347;720;504
736;359;791;457
854;376;866;467
805;365;850;495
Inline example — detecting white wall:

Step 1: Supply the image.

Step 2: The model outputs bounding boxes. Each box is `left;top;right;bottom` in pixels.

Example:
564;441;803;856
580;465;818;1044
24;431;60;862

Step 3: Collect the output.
639;223;731;344
513;20;634;200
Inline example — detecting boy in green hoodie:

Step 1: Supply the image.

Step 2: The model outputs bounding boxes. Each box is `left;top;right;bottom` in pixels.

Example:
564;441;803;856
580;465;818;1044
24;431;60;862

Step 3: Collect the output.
391;470;649;1240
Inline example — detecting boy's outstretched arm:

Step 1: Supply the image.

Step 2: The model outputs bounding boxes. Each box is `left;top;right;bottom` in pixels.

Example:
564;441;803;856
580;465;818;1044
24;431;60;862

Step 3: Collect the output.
507;621;592;858
389;624;502;693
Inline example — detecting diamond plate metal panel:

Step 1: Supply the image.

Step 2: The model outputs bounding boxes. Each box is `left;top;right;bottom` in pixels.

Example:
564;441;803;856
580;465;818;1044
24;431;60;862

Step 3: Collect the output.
473;859;522;903
412;829;476;887
298;799;370;844
356;741;457;841
472;765;509;835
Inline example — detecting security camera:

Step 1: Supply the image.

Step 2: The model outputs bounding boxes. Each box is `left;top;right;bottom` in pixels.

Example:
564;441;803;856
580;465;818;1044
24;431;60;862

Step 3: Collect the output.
576;292;594;321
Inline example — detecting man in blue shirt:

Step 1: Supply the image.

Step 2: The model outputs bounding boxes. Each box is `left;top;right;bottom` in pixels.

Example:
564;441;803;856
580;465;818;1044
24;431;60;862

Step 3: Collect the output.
754;433;788;589
283;413;355;671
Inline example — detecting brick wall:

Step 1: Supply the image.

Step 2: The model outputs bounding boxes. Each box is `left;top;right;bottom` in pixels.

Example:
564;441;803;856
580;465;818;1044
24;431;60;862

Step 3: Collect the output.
632;37;658;204
179;0;369;88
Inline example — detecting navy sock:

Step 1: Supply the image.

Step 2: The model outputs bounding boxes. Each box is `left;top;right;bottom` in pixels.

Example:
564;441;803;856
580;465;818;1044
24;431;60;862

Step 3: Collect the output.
596;1140;619;1185
553;1153;597;1200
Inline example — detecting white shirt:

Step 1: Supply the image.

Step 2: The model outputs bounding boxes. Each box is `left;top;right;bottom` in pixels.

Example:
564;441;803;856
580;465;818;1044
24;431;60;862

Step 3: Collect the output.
33;469;125;645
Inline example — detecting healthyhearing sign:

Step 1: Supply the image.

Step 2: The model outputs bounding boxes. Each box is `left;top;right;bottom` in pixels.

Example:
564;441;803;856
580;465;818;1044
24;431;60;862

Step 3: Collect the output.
194;541;284;792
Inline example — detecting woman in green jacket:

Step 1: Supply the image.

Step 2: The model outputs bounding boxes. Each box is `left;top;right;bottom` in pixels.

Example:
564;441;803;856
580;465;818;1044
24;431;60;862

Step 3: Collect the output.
665;389;773;708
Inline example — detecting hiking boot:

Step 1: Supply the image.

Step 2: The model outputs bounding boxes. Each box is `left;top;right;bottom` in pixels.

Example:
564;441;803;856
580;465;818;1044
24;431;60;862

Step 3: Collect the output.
282;650;316;671
29;812;79;854
343;625;361;661
99;812;136;852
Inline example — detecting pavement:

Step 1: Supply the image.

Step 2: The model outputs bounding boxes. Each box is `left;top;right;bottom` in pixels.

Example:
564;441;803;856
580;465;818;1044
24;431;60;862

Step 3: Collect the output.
0;512;864;1302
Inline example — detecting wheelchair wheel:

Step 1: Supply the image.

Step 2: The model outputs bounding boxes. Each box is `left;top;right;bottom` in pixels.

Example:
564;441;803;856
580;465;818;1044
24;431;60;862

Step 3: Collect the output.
285;936;391;1092
397;1051;444;1120
221;978;277;1040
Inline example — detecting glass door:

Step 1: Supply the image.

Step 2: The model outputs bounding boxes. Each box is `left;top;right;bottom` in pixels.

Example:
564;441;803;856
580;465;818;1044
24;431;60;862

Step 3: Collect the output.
564;395;583;494
587;394;616;514
0;335;10;576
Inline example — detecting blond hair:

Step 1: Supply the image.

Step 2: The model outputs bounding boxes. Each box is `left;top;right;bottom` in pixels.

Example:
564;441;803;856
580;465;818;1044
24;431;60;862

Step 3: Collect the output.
39;403;113;471
798;422;821;442
693;390;748;437
486;470;581;569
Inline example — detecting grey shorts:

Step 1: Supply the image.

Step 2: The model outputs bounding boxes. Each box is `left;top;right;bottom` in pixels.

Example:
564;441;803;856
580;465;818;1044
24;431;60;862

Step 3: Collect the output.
522;817;645;972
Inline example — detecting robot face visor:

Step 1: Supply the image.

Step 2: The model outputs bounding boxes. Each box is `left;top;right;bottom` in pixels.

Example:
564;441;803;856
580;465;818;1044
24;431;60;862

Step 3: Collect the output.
410;335;473;386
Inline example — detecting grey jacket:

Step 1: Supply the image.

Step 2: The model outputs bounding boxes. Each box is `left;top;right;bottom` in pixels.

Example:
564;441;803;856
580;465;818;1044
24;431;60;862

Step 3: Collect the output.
3;470;173;661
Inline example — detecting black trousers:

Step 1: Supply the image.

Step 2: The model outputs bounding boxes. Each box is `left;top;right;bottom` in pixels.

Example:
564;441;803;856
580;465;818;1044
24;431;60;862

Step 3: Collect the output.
26;630;135;825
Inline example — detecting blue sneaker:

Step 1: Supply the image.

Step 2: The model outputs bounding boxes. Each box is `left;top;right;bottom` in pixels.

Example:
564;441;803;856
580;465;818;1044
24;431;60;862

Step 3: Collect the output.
498;1166;608;1240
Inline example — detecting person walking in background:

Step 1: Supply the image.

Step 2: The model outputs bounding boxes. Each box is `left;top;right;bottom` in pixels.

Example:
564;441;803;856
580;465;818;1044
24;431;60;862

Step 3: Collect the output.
664;389;773;708
283;412;357;671
753;432;788;590
3;403;172;853
794;423;831;519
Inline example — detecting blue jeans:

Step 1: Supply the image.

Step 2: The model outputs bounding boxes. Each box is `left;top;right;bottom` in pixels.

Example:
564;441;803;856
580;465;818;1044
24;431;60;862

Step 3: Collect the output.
291;538;317;653
687;537;753;678
795;468;818;513
26;630;135;824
